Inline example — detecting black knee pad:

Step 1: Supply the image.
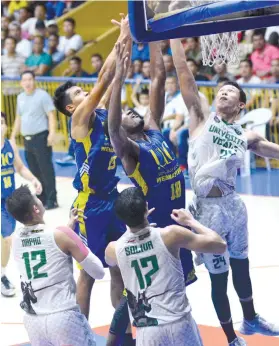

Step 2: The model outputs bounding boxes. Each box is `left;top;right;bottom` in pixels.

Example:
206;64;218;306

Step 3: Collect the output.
109;295;130;337
230;258;252;299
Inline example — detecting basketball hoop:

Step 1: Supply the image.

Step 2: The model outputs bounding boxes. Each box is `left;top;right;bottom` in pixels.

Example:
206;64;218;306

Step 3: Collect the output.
189;0;240;66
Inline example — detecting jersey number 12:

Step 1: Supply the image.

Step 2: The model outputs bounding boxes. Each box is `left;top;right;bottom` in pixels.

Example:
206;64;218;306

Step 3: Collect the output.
22;250;48;280
131;255;159;290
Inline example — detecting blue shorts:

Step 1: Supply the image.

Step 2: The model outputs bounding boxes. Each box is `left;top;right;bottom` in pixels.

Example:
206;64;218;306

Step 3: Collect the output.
1;200;16;238
73;189;126;267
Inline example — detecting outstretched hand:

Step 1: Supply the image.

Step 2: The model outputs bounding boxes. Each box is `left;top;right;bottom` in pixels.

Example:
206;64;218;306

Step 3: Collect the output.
68;208;87;230
111;13;130;38
115;41;130;81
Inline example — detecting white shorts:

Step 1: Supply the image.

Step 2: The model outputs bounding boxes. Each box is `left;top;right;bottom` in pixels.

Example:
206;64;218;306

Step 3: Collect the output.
24;308;96;346
190;192;248;274
136;313;204;346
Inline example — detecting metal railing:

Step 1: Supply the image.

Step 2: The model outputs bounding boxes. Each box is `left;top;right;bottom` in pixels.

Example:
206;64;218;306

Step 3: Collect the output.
1;77;279;167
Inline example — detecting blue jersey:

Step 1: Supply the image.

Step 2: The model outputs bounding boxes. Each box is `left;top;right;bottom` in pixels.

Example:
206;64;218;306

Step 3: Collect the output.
129;129;185;227
72;109;119;194
1;139;15;199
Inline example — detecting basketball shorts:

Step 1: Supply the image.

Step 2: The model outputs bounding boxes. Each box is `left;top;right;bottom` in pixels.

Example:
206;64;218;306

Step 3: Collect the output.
189;192;248;274
136;313;204;346
24;308;96;346
1;200;16;238
73;188;126;267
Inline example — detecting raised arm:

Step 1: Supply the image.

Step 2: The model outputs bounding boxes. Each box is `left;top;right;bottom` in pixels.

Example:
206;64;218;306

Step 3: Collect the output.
72;16;131;132
247;130;279;159
163;209;226;254
148;42;166;130
108;41;139;175
170;39;205;134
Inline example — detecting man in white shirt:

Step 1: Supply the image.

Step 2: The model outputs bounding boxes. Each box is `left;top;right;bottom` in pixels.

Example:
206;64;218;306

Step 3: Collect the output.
237;59;262;110
1;36;25;77
21;3;48;37
8;21;32;58
58;17;83;57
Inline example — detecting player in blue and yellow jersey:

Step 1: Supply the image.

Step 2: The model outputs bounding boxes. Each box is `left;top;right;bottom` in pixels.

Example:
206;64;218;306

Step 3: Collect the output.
53;15;132;337
106;42;196;346
1;112;42;297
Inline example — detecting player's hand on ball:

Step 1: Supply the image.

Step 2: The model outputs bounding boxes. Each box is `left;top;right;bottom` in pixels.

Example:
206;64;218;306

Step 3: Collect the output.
171;208;194;226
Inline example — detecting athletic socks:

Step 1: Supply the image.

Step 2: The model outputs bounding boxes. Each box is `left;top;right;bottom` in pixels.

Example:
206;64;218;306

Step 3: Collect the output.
240;298;257;321
1;267;6;277
220;319;238;344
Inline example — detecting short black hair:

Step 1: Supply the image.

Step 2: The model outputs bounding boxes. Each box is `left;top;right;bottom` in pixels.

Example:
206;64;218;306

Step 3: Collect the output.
217;77;230;84
70;56;82;64
252;30;265;39
223;81;247;104
1;112;7;124
35;3;46;11
187;58;198;67
20;70;35;79
92;53;103;60
114;187;147;228
240;59;253;69
6;185;36;224
53;81;75;117
5;36;17;45
64;17;76;27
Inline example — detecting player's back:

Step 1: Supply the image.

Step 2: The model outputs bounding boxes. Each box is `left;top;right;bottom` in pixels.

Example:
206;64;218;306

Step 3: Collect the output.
13;224;78;315
130;129;185;227
72;109;119;194
1;139;15;199
115;226;190;327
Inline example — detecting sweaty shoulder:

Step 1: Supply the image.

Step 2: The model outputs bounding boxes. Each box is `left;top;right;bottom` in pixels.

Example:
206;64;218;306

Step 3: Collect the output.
159;227;180;258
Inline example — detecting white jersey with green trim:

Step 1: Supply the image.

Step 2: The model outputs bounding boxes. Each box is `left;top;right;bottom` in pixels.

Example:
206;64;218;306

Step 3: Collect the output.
188;113;247;197
12;224;78;315
115;227;190;327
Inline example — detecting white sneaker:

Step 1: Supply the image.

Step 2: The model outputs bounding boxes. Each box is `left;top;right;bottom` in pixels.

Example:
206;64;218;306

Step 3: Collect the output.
1;275;16;297
229;336;247;346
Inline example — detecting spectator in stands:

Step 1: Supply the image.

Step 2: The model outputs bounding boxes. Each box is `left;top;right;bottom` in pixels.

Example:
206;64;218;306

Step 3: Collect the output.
185;37;202;66
47;21;59;36
142;60;151;79
131;42;150;62
91;53;103;77
63;56;89;77
251;31;279;78
212;62;235;82
7;1;27;20
24;36;52;76
44;33;64;66
21;3;47;37
162;76;189;173
8;21;32;58
34;20;48;49
237;59;261;84
133;59;143;78
187;58;209;81
58;17;83;57
1;1;9;17
11;71;58;209
265;26;279;47
131;79;150;117
268;59;279;84
45;1;66;20
160;40;172;55
1;36;25;77
163;54;176;77
1;16;11;31
18;7;32;39
1;28;8;55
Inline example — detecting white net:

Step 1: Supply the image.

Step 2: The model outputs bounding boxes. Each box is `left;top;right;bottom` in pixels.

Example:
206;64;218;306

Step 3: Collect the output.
189;0;240;66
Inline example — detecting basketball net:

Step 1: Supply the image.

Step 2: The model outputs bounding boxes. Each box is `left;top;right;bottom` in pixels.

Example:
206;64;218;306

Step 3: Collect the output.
189;0;240;66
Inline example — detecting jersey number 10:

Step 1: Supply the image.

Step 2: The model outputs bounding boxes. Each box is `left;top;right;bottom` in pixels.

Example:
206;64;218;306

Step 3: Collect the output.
22;250;48;280
131;255;159;290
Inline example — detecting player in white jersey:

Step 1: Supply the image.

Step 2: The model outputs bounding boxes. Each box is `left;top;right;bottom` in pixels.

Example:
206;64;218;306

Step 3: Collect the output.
105;187;226;346
170;39;279;346
6;185;105;346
